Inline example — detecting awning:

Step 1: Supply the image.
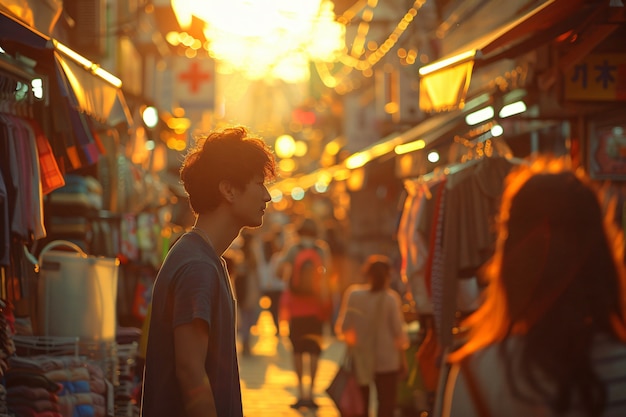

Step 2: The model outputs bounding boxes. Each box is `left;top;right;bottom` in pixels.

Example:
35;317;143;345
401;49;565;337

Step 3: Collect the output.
0;9;50;50
419;0;587;112
0;10;133;127
54;49;132;127
270;93;492;195
0;9;136;171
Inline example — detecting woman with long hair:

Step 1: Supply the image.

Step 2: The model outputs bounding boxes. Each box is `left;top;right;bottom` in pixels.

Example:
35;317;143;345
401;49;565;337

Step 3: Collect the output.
442;159;626;417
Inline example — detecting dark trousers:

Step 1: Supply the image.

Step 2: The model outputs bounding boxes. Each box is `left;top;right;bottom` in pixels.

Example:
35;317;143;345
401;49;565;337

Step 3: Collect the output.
358;371;399;417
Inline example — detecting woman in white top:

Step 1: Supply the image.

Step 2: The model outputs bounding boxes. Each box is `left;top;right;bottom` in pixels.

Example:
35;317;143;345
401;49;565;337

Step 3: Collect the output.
335;254;409;417
441;158;626;417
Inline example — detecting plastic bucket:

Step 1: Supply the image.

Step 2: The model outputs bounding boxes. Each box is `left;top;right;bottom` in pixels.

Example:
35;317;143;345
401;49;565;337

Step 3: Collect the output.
37;240;120;341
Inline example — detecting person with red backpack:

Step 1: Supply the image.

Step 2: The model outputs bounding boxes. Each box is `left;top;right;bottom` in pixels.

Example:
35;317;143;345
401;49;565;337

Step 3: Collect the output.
278;217;332;410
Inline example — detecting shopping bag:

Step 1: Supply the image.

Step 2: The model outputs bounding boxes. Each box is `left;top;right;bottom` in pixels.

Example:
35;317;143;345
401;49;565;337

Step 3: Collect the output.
326;362;365;417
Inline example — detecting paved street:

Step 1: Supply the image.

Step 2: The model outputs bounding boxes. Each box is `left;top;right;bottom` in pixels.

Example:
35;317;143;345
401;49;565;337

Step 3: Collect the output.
239;310;344;417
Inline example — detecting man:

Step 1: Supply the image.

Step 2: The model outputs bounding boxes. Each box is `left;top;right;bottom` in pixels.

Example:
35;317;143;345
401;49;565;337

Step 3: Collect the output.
279;217;332;409
140;126;276;417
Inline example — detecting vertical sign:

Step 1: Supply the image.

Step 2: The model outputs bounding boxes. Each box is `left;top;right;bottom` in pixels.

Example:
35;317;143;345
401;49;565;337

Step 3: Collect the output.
171;56;215;110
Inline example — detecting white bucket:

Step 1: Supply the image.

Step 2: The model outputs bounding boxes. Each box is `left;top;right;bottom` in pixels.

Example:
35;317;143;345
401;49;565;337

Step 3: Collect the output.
37;240;120;341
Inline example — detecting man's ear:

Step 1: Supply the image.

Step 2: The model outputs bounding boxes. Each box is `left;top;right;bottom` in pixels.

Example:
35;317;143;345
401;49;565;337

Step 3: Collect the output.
219;180;235;203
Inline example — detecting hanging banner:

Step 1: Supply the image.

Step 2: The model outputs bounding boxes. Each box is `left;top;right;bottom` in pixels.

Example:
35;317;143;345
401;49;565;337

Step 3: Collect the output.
171;56;215;110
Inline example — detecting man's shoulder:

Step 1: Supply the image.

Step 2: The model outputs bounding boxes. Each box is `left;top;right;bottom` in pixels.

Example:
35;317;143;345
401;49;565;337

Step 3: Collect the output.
169;233;220;260
159;234;222;276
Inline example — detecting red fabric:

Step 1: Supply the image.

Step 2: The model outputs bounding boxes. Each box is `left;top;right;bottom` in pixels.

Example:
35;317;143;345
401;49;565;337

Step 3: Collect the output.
31;121;65;195
279;290;331;321
415;323;442;392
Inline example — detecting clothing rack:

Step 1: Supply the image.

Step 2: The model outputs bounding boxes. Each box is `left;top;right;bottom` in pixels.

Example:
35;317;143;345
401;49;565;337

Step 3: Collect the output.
398;141;527;352
411;136;525;185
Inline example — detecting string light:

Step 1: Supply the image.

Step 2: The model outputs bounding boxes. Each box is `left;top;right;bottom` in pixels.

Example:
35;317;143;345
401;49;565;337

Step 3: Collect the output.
316;0;426;94
167;0;427;91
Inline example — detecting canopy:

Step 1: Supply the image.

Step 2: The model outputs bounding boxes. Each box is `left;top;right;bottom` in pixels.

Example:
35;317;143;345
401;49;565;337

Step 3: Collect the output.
419;0;586;112
54;51;132;126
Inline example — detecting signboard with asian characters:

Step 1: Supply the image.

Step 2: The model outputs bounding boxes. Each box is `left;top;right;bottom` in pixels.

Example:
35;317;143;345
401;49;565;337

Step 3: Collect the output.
564;53;626;101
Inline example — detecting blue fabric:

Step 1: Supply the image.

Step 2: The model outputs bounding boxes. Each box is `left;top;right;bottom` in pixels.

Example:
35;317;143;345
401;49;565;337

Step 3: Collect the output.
74;403;95;417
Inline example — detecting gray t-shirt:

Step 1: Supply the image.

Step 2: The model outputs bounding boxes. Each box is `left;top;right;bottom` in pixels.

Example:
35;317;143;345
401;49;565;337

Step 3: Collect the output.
141;232;242;417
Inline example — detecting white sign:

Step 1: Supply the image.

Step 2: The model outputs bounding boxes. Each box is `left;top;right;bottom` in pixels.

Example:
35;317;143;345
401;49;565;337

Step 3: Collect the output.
171;56;215;110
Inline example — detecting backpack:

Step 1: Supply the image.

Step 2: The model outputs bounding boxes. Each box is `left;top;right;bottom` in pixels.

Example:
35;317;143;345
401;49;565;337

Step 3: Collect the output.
289;245;325;296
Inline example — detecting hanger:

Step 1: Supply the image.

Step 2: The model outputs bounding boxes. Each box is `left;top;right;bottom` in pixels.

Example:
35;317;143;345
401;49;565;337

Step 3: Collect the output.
0;70;35;118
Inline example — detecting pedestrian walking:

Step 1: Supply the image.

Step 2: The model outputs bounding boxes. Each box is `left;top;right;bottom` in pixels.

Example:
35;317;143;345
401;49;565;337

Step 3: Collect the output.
278;217;333;410
335;254;409;417
140;126;276;417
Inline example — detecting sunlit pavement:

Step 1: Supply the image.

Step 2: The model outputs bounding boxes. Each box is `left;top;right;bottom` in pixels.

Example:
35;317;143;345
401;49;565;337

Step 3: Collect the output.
238;310;344;417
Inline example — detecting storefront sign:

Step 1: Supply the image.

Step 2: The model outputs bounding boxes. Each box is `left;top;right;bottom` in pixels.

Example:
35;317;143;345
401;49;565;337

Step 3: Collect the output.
564;53;626;101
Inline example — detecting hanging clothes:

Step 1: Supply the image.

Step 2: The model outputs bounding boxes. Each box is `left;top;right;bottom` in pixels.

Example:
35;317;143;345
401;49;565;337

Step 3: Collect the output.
435;156;518;349
0;113;46;241
398;181;434;314
0;168;8;268
31;120;65;195
399;156;522;349
398;177;443;316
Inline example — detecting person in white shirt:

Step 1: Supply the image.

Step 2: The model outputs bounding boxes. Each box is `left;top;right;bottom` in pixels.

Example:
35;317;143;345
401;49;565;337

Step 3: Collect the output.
335;254;409;417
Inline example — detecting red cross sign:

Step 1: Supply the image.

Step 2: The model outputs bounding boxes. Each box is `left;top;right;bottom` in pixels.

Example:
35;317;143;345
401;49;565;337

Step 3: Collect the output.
178;61;212;94
172;57;215;109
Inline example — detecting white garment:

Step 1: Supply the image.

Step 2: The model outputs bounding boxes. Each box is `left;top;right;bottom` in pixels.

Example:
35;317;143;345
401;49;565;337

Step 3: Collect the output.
335;285;409;383
257;253;285;292
441;334;626;417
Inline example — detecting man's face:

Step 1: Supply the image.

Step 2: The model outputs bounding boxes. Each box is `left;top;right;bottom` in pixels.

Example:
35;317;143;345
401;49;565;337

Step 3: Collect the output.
231;174;271;228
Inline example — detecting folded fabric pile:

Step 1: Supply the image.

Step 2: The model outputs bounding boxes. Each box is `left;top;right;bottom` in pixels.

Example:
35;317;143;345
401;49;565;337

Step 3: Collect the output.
6;355;108;417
